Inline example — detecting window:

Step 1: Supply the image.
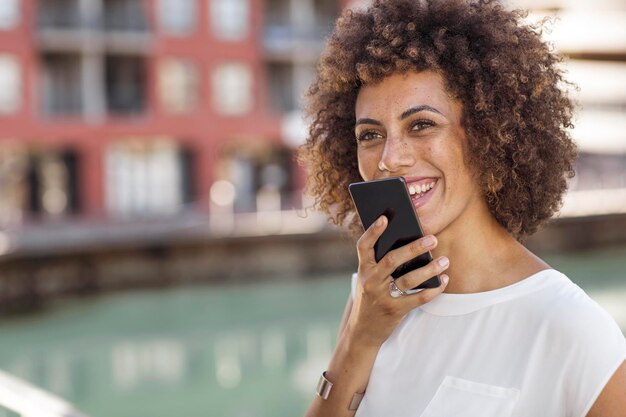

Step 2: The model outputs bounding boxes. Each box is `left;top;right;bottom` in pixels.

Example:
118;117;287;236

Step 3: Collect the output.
105;140;190;217
37;0;80;29
0;0;19;30
0;145;79;223
41;53;83;115
36;151;79;217
105;55;146;115
0;54;21;114
156;0;196;35
0;143;28;225
216;147;292;213
104;0;148;32
266;62;293;113
158;58;199;113
313;0;339;29
210;0;249;41
266;61;314;113
212;63;253;116
264;0;290;28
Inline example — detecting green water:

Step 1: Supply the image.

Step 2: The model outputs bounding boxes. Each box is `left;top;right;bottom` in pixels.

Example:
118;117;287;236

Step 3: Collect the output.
0;246;625;417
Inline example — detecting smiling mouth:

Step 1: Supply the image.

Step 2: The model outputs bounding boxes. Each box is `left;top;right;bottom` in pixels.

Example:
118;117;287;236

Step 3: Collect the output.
405;177;439;210
408;180;436;198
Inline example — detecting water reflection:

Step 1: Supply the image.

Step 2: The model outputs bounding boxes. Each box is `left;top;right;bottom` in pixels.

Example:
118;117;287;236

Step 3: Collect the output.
3;324;337;391
0;247;624;417
112;339;186;390
0;306;343;417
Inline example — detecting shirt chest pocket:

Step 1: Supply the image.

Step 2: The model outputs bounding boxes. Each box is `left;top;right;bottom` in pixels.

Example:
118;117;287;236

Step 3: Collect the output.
419;376;520;417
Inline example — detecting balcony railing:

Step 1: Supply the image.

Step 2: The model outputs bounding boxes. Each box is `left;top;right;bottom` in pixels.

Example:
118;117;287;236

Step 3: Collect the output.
263;24;333;58
38;0;148;33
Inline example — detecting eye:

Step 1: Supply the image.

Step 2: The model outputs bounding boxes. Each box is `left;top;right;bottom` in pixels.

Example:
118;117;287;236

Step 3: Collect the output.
410;119;435;131
356;130;383;143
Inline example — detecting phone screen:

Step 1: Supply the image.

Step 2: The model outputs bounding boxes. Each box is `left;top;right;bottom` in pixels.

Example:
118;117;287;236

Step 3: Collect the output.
349;177;440;291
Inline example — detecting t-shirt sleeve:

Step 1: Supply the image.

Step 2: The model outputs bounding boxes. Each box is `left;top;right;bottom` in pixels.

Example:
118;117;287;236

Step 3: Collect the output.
559;293;626;417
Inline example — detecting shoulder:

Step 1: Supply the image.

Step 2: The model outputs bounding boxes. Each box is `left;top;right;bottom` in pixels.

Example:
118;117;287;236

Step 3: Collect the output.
537;270;623;344
535;270;626;416
524;270;625;350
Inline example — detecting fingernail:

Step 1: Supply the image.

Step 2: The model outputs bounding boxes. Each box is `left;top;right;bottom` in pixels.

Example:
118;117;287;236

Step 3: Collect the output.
421;235;435;247
441;274;449;285
437;257;449;268
376;216;385;226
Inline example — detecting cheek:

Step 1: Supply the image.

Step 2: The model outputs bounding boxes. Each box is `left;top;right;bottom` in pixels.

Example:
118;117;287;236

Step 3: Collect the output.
434;146;472;191
357;161;367;180
447;153;480;199
357;150;377;181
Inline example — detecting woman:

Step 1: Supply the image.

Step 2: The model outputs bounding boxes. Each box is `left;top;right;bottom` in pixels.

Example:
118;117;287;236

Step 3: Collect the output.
299;0;626;416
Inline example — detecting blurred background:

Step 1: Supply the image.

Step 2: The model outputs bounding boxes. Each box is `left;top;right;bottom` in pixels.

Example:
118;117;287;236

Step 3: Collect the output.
0;0;624;416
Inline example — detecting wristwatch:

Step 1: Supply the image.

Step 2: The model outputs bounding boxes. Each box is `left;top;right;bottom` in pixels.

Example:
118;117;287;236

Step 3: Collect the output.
316;371;365;411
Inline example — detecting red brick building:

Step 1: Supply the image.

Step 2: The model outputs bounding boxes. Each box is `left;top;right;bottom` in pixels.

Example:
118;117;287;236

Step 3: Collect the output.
0;0;349;225
1;0;624;231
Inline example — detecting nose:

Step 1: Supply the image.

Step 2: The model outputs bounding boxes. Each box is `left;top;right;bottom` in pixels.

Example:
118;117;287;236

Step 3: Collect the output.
379;136;416;173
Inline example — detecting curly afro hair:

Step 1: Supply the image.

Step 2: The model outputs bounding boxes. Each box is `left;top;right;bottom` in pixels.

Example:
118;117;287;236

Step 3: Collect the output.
298;0;577;239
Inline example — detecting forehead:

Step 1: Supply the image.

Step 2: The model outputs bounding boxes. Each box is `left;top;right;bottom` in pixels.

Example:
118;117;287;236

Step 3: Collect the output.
355;70;459;119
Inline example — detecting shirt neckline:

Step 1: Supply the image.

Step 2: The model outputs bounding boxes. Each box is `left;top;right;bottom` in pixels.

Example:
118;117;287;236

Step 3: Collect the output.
418;268;567;316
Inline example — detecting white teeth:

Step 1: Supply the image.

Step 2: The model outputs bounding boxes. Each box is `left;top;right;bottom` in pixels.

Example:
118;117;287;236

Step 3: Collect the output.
408;180;436;197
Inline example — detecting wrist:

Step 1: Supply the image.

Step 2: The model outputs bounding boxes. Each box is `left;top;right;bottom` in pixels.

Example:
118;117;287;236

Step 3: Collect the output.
342;320;387;351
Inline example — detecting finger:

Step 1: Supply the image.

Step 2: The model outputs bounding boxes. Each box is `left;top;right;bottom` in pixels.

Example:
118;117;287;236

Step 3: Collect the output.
377;234;437;276
394;255;449;292
356;215;388;265
400;273;449;307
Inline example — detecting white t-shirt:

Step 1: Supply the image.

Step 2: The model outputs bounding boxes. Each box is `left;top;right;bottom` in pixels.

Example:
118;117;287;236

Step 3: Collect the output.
349;269;626;417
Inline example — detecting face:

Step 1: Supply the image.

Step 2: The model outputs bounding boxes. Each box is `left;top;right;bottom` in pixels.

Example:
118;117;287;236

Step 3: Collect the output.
355;70;487;237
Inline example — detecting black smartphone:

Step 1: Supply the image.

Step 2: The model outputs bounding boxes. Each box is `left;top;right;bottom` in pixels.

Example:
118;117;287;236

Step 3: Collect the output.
348;177;441;292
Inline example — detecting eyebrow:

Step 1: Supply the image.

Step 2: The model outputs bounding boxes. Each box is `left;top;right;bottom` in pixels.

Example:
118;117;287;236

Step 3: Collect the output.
400;105;443;120
355;104;444;127
354;117;382;127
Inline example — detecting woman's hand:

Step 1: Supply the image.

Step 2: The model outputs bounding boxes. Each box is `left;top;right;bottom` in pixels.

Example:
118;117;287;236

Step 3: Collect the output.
304;214;449;417
347;215;450;347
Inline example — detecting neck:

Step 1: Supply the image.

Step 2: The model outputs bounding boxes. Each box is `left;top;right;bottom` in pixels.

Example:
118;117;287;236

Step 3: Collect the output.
431;205;548;294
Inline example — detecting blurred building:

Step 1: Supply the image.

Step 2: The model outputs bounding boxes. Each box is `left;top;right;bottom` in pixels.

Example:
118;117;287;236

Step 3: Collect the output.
508;0;626;218
0;0;625;237
0;0;624;313
0;0;345;227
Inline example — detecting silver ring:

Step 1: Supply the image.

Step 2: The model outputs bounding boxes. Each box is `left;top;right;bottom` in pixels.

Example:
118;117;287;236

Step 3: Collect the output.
389;280;407;298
